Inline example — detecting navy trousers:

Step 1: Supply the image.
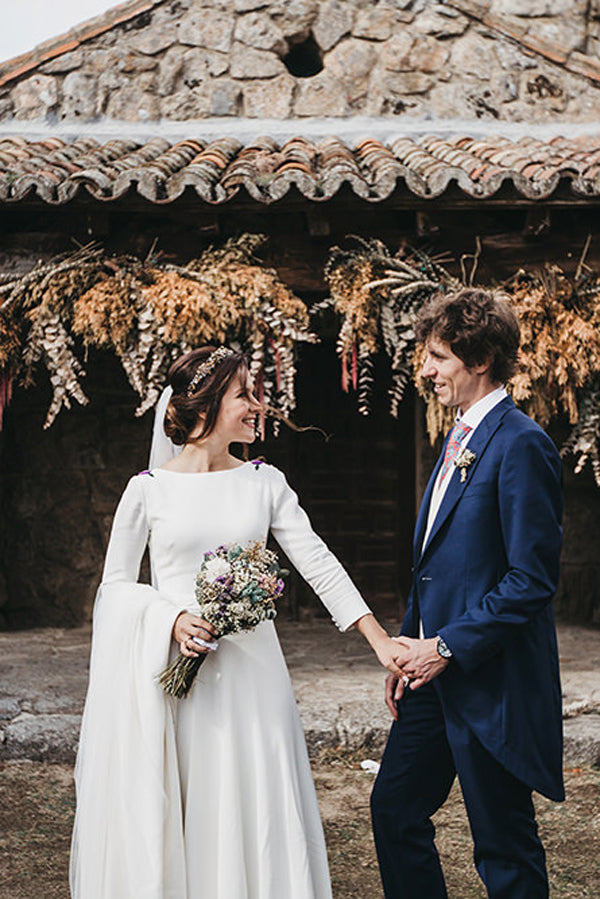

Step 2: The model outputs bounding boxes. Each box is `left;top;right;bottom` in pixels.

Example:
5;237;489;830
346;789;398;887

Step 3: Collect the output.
370;683;549;899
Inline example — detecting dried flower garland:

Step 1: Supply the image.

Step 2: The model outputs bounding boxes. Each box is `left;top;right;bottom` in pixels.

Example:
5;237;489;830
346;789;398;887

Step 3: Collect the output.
0;235;316;433
320;236;457;417
507;265;600;485
3;231;600;485
323;238;600;486
508;266;600;426
561;376;600;485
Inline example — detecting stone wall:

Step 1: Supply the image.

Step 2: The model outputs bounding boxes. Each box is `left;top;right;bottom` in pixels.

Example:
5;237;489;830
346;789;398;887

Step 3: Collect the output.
1;0;599;124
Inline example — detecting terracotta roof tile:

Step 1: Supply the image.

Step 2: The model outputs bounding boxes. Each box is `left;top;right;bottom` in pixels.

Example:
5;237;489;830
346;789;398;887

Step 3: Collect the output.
0;0;164;87
568;52;600;84
1;133;600;205
519;34;568;65
446;0;600;86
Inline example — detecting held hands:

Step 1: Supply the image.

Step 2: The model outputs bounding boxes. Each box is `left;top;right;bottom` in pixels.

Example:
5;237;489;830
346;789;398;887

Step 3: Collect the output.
353;614;408;680
172;611;219;658
383;637;450;719
373;634;409;679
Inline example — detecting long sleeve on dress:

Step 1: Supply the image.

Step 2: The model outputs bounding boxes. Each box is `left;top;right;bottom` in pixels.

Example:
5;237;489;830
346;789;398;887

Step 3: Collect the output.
269;468;371;632
71;476;187;899
101;476;186;619
102;476;150;584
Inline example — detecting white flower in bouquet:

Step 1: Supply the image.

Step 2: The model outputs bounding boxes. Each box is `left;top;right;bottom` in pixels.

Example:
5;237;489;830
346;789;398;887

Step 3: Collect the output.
203;557;232;584
158;541;288;698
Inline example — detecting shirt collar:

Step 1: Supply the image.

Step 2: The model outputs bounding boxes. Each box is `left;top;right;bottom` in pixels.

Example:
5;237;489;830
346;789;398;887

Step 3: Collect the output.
457;385;508;432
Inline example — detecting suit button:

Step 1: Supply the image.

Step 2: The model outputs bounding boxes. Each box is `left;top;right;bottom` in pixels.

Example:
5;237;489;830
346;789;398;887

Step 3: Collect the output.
421;576;432;582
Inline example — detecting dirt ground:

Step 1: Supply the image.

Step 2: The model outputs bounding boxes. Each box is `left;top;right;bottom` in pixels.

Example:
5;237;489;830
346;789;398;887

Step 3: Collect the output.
1;755;599;898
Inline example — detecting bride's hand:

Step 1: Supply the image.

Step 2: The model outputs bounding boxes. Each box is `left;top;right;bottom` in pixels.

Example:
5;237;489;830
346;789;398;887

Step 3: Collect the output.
173;612;219;658
354;614;406;678
373;634;407;678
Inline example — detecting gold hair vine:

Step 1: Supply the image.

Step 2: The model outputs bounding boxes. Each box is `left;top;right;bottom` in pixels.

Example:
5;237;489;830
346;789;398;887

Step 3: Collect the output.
187;347;235;396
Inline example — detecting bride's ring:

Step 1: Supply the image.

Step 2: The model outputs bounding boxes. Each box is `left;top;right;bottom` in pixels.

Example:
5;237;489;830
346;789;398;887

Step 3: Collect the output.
402;675;410;687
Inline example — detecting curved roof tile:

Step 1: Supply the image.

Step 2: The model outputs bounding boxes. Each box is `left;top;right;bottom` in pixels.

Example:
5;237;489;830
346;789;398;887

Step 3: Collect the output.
1;134;600;205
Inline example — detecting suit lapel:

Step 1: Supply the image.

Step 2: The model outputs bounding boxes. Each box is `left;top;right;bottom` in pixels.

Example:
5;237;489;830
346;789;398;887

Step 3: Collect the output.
413;435;448;560
419;396;514;561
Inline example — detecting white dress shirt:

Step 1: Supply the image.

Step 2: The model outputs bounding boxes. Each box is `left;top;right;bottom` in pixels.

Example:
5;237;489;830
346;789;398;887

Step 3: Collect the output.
422;386;508;552
418;385;507;639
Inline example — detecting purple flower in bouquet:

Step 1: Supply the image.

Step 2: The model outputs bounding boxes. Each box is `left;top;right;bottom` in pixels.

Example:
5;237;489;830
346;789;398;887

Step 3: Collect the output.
158;541;288;698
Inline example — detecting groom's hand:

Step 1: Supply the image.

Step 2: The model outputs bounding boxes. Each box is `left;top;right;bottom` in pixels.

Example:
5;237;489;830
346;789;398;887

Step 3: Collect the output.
373;634;410;678
392;636;449;689
384;673;409;720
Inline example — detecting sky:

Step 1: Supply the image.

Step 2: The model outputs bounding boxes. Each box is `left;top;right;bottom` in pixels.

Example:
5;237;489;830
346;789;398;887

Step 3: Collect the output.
0;0;123;63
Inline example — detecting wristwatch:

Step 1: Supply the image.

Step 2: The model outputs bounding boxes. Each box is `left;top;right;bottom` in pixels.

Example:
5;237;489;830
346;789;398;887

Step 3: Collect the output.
436;636;453;660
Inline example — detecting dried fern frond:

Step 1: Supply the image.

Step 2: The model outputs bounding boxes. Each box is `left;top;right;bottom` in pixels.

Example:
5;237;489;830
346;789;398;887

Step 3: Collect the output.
24;305;88;428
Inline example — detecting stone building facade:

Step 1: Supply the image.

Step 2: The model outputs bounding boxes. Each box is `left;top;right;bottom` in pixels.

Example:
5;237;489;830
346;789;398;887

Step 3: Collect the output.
1;0;600;628
1;0;600;124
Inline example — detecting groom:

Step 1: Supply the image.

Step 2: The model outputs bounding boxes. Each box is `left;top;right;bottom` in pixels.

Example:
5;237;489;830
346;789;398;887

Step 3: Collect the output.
371;288;564;898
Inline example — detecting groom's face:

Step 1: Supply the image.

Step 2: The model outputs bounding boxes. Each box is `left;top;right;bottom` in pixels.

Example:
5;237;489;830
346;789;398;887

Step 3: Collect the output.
421;337;483;412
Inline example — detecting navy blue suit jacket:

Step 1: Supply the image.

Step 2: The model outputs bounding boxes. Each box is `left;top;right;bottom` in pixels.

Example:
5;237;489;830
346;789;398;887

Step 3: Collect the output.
402;396;564;801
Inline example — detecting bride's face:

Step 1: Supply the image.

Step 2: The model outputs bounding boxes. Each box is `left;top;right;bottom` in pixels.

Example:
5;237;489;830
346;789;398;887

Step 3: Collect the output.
213;369;262;444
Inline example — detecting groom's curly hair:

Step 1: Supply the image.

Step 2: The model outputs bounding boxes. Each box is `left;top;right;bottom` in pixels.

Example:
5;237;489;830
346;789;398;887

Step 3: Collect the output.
415;288;520;384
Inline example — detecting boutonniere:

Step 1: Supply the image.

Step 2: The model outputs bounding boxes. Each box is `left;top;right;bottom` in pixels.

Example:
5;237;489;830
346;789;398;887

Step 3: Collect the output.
454;448;476;482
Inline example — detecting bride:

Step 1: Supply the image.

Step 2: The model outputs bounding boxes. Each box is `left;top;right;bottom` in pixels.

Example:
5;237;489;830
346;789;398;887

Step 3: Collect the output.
70;345;404;899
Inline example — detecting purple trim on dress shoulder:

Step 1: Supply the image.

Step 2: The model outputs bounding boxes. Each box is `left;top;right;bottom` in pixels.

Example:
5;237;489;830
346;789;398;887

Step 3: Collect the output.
137;469;154;477
250;458;266;470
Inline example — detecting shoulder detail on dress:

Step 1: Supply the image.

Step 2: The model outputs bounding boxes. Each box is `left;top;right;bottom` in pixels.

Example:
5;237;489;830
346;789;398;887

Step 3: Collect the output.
136;469;155;477
248;459;282;477
127;472;153;496
247;461;288;491
249;457;267;471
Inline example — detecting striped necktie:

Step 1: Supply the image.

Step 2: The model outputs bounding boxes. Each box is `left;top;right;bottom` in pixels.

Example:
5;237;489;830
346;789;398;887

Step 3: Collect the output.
439;421;472;484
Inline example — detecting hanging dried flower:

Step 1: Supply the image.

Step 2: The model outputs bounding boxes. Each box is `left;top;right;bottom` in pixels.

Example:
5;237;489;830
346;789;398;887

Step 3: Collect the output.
73;273;139;352
508;268;600;425
507;265;600;484
323;238;600;483
23;304;89;428
561;377;600;484
0;236;316;434
322;237;457;417
0;305;22;373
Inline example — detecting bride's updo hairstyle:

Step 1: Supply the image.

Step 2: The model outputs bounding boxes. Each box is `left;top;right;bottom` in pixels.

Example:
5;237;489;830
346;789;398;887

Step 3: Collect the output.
164;346;248;445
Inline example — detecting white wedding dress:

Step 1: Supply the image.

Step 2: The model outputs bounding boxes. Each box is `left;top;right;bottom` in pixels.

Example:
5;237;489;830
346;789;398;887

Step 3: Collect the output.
70;455;371;898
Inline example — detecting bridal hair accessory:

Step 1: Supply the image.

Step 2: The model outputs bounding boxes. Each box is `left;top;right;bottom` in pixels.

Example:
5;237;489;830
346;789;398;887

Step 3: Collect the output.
187;347;235;396
158;540;288;698
454;447;476;482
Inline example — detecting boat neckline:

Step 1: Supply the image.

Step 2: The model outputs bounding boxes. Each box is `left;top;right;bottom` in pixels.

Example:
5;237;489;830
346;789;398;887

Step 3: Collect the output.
152;461;253;476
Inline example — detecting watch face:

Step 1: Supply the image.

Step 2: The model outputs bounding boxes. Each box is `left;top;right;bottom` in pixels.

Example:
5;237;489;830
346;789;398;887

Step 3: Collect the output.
437;638;452;659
